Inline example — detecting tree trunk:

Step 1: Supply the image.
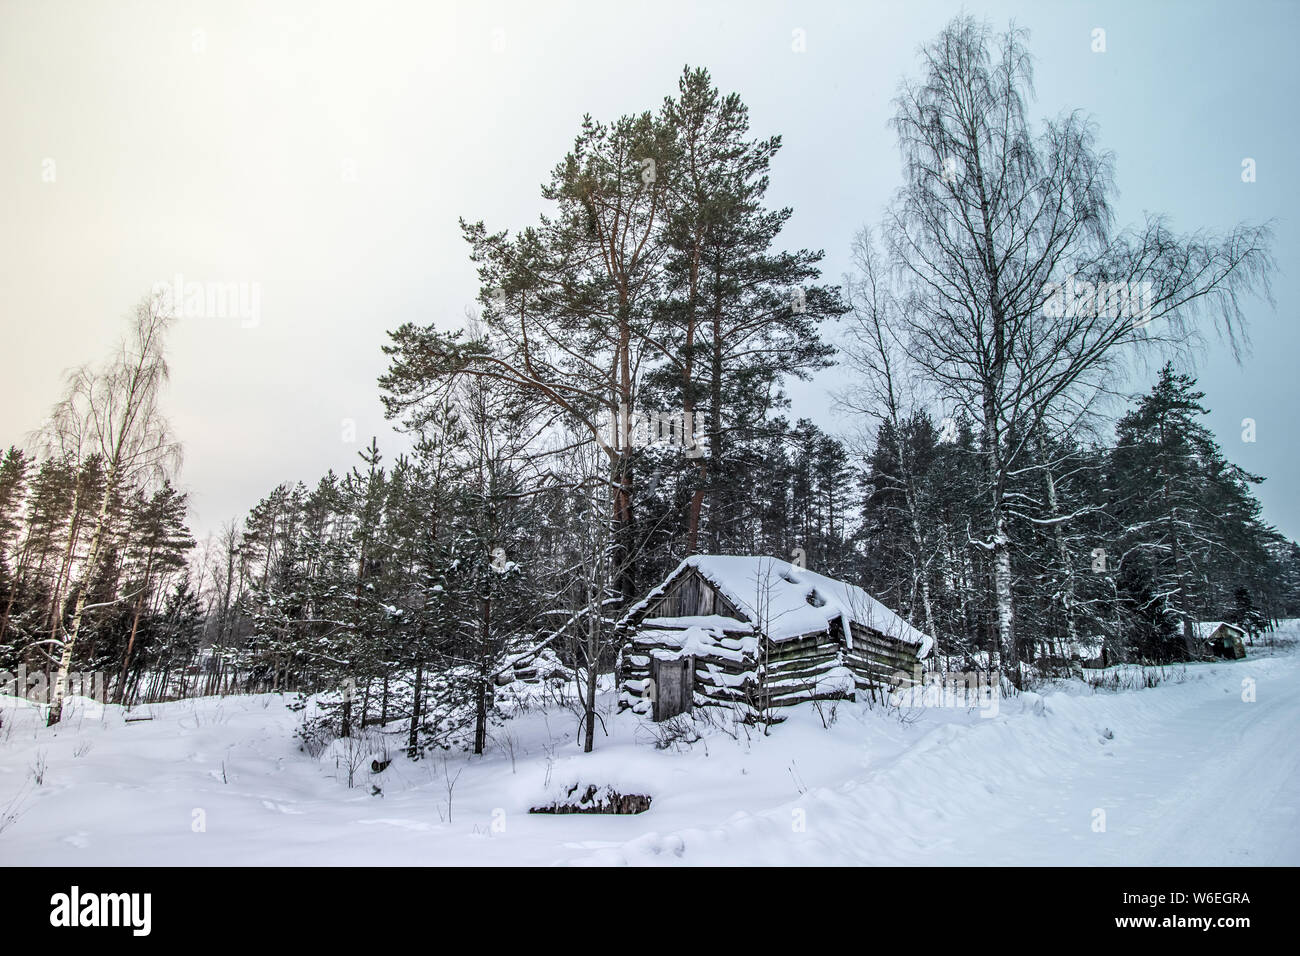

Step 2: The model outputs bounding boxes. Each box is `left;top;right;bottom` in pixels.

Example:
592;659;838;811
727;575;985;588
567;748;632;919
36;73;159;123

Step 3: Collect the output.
115;549;155;705
407;658;423;759
582;599;599;753
47;480;114;726
473;597;491;755
1039;440;1079;657
992;513;1017;688
707;293;724;553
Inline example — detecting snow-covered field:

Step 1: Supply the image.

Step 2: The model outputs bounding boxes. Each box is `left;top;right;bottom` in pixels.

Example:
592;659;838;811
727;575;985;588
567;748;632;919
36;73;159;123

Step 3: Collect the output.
2;625;1298;866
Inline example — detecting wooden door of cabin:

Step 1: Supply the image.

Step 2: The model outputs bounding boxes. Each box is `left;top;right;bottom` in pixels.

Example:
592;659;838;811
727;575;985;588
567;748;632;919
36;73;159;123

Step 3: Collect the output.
650;656;694;722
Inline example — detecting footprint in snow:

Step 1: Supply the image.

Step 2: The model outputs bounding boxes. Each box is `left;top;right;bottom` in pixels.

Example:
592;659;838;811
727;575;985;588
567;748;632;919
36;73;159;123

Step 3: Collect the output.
356;818;435;831
63;831;90;848
260;800;303;814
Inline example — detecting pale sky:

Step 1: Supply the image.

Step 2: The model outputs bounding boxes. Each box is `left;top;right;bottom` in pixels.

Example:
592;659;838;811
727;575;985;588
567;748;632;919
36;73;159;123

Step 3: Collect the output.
2;0;1296;541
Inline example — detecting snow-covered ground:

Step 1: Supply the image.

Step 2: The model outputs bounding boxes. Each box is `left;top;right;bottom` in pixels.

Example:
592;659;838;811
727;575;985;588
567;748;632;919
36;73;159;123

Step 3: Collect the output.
2;625;1298;866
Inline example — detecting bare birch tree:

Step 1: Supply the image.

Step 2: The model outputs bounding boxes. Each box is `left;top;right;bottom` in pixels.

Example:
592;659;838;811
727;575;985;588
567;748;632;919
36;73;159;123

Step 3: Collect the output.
884;17;1274;685
39;294;181;724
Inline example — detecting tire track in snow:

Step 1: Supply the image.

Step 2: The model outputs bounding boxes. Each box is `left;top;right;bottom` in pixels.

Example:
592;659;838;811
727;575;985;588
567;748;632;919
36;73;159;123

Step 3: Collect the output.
570;650;1300;865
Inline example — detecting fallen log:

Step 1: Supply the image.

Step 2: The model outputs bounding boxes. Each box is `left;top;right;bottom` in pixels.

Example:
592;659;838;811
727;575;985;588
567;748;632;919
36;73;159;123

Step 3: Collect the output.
529;783;652;815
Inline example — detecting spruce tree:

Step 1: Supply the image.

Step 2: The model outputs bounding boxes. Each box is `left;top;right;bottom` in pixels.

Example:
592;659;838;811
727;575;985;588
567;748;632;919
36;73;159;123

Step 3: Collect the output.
1110;364;1271;657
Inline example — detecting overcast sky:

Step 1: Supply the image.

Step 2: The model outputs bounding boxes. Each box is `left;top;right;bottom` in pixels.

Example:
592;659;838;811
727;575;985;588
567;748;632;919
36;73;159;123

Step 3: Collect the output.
2;0;1296;543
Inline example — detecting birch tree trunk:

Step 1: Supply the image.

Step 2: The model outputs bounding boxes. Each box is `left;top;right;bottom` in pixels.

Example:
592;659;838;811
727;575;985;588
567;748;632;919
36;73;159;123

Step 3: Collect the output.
48;480;113;723
42;295;179;726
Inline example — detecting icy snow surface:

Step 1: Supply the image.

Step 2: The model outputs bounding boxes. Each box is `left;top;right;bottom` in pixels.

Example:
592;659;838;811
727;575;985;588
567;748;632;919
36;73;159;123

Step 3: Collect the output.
1;624;1297;865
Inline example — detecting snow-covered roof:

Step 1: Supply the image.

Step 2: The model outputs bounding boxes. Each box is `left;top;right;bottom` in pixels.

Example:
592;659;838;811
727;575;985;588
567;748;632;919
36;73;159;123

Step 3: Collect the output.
1192;621;1245;640
643;614;753;633
622;555;934;657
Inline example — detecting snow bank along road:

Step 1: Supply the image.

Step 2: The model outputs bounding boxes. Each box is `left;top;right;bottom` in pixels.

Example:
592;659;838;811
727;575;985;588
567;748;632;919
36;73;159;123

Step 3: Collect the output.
0;640;1296;865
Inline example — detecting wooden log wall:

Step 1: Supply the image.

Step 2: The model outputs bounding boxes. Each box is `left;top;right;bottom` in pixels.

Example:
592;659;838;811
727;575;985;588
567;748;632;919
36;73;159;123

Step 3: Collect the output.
617;577;929;721
844;621;923;691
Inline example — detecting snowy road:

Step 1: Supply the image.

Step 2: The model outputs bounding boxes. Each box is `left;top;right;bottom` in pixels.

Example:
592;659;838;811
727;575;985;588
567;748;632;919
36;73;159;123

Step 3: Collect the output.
1;639;1297;866
572;645;1300;865
926;650;1300;865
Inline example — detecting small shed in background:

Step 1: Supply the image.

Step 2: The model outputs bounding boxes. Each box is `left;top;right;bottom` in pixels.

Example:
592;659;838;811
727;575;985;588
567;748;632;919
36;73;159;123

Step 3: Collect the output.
1193;621;1248;660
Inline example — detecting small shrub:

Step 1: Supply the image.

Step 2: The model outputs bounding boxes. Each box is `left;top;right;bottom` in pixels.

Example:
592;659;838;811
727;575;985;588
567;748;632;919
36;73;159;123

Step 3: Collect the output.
295;714;337;759
29;749;47;786
650;714;701;750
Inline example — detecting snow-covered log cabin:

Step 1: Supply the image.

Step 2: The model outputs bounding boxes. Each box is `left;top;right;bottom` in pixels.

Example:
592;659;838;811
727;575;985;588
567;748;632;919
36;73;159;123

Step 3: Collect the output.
1193;621;1248;659
616;555;934;721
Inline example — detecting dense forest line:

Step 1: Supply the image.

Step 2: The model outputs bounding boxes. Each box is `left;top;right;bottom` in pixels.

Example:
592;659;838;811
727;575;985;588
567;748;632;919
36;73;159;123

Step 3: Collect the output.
1;19;1292;755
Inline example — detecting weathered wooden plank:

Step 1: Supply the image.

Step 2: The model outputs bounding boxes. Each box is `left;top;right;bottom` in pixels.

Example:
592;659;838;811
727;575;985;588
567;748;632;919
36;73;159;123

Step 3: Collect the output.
845;647;920;669
763;642;840;664
649;655;694;722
